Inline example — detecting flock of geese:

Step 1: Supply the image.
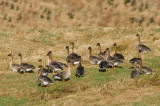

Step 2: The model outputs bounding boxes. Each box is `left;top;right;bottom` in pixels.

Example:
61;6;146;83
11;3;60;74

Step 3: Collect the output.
8;34;154;87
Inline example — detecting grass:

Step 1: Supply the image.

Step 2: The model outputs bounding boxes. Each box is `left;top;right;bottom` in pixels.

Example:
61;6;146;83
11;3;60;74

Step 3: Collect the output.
0;26;160;105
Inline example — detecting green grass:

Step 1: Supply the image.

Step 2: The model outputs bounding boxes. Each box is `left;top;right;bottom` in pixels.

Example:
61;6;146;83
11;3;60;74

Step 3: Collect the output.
0;27;160;105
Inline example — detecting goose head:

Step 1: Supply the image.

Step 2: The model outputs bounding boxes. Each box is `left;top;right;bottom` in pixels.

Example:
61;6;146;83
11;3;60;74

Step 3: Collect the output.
39;59;42;62
8;53;12;57
106;48;109;51
96;43;100;46
66;46;69;50
88;47;91;50
113;43;117;47
47;51;52;56
18;53;22;57
136;34;140;37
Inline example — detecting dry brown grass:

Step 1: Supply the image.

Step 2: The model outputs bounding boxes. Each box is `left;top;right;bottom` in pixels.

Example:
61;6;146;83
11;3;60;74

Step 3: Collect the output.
0;0;160;28
0;26;160;105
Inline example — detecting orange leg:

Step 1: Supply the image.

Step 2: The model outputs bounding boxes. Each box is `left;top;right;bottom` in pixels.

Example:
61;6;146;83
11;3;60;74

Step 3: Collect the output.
62;79;66;83
41;84;43;88
106;69;108;72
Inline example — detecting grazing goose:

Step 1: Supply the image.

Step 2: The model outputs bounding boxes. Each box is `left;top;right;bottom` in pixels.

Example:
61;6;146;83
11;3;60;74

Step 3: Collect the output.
70;42;80;59
136;34;151;53
113;43;125;61
38;59;49;76
66;46;79;66
99;51;109;72
75;56;85;77
130;52;141;65
106;48;124;68
138;58;154;74
47;51;63;73
38;68;53;87
54;62;71;82
88;47;103;65
18;53;35;73
8;53;21;72
130;62;139;79
96;43;105;58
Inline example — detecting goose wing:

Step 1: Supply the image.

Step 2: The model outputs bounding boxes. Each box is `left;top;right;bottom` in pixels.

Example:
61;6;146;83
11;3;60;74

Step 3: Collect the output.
49;62;63;71
107;56;124;65
38;76;53;84
66;55;79;64
20;63;35;69
113;53;125;60
90;56;103;64
137;44;151;53
70;53;79;59
140;66;153;74
54;71;65;79
53;61;67;67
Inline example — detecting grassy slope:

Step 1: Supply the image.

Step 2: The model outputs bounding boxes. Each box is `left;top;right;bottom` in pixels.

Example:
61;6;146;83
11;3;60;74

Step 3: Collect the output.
0;26;160;105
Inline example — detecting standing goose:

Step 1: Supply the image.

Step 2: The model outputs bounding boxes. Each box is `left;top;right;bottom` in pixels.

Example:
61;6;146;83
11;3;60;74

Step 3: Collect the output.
99;51;109;72
66;46;79;66
88;47;103;65
70;42;80;59
75;56;85;77
138;58;154;75
8;53;21;73
136;34;151;53
38;59;49;76
38;67;54;87
96;43;105;58
130;62;139;79
113;43;125;61
18;53;35;73
106;48;124;68
47;51;63;73
54;62;71;82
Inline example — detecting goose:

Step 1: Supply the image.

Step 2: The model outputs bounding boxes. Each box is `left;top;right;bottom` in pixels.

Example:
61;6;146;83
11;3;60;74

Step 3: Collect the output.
47;51;63;73
70;42;80;59
96;43;105;58
88;47;103;65
130;62;139;79
38;59;49;76
138;58;154;75
66;46;79;66
38;68;54;87
47;51;66;67
18;53;35;73
136;34;151;53
75;56;85;77
99;51;109;72
113;43;125;61
8;53;21;73
54;62;71;82
130;52;141;65
106;48;124;68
